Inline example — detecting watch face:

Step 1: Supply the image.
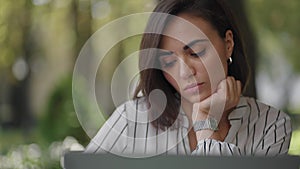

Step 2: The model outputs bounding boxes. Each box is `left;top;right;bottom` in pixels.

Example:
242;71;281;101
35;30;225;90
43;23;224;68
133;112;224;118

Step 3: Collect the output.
209;117;218;130
193;117;219;131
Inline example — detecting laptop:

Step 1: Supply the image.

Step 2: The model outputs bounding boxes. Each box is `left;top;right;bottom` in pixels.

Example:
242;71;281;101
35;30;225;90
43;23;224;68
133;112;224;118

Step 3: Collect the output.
64;151;300;169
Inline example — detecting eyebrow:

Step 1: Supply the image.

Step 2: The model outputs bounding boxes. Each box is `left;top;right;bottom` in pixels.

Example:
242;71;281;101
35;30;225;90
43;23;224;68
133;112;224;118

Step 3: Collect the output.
158;39;208;58
183;39;208;50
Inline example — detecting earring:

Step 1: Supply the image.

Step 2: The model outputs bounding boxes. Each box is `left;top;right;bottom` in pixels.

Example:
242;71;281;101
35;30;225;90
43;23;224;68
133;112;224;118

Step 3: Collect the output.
227;57;233;65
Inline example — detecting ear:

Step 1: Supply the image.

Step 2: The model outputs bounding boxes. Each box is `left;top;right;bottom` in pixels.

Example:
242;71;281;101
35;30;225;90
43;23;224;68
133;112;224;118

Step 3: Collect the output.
224;30;234;58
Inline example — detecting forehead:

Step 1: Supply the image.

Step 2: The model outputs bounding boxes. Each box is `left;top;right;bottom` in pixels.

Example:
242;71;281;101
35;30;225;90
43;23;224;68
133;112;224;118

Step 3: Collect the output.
161;13;215;46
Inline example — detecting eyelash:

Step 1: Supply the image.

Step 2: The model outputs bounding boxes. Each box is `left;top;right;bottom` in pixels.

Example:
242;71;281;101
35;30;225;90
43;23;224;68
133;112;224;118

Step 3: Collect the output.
162;60;177;68
161;48;206;68
190;48;206;57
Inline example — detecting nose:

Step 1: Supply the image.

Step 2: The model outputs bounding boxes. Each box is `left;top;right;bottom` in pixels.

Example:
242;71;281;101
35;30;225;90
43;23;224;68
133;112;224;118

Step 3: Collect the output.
179;58;196;79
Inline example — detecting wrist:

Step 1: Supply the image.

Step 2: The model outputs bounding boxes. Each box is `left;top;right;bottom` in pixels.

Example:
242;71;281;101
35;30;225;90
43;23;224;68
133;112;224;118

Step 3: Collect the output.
193;117;219;132
192;110;208;122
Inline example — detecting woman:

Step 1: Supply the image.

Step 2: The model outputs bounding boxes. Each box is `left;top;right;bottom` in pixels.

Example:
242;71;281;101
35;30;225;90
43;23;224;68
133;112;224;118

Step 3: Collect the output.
85;0;291;157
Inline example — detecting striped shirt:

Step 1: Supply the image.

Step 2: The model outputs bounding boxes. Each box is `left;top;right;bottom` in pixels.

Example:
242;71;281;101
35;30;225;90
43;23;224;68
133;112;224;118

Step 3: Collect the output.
85;96;292;157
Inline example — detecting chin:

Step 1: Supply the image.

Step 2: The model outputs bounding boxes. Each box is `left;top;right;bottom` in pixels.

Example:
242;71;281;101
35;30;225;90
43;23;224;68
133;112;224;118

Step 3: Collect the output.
181;91;211;103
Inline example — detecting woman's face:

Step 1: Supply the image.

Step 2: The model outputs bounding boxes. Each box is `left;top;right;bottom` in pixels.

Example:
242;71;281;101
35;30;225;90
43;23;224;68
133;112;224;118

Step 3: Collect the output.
159;13;234;104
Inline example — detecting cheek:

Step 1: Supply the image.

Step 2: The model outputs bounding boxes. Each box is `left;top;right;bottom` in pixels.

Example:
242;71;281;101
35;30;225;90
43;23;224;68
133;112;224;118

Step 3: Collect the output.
209;39;229;74
216;45;229;73
202;51;227;92
163;72;180;90
219;54;229;75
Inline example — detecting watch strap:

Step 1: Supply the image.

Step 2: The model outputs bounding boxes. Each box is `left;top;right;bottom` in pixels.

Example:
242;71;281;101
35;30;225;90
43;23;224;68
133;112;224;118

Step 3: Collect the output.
193;117;219;131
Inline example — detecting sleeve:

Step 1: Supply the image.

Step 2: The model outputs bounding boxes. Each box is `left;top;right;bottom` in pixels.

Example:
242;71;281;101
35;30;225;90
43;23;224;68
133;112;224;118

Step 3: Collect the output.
254;111;292;156
191;111;292;156
191;139;241;156
84;104;128;154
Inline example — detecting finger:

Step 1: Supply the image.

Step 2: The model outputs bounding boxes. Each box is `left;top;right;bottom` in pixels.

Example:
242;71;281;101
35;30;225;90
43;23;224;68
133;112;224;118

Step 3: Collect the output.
217;78;227;94
231;79;241;106
236;80;242;97
226;76;236;99
226;77;242;109
231;77;238;96
229;77;241;98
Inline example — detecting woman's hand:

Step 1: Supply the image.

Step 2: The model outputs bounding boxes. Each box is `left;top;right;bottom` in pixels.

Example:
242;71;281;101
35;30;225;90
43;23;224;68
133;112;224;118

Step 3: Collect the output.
192;76;242;122
191;76;242;142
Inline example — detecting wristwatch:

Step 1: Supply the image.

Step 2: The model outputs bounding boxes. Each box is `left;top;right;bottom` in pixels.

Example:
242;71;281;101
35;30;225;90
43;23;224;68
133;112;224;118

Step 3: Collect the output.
193;117;219;131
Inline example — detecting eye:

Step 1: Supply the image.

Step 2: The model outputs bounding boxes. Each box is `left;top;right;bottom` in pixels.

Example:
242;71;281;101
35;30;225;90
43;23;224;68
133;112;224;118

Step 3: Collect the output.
190;48;206;57
159;52;178;69
162;60;177;68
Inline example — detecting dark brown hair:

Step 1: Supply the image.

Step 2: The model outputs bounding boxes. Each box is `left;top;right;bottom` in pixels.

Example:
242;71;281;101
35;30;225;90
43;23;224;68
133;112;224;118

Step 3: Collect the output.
134;0;250;129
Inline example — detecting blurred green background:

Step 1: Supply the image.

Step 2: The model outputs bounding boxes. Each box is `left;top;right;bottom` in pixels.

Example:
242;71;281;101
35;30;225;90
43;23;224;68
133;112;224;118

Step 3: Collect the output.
0;0;299;168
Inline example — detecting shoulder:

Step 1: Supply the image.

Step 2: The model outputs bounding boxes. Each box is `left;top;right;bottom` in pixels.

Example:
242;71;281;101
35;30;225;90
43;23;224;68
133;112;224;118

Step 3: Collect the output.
242;96;291;124
110;97;149;121
114;97;149;113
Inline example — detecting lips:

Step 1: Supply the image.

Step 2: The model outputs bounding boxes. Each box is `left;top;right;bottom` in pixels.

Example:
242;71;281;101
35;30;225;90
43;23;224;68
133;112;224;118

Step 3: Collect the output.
184;82;205;91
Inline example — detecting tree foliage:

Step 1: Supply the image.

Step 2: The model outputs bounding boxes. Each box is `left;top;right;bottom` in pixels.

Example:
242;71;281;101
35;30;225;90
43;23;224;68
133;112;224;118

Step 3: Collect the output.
246;0;300;72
